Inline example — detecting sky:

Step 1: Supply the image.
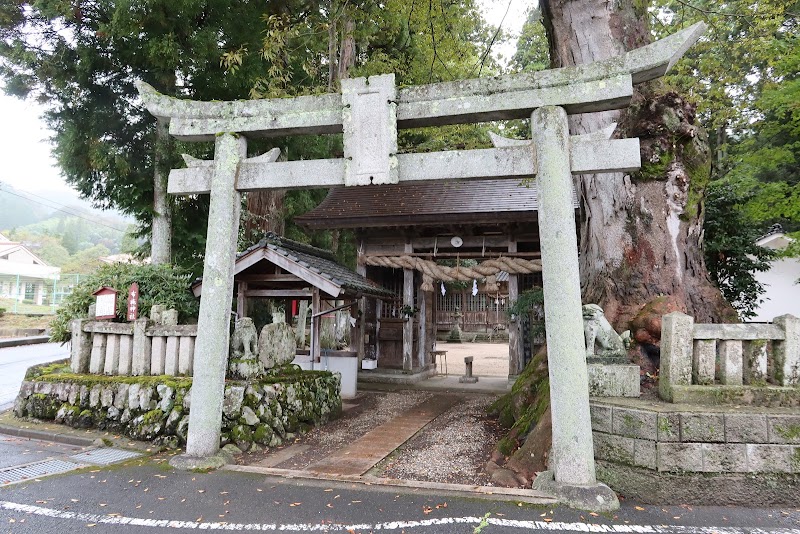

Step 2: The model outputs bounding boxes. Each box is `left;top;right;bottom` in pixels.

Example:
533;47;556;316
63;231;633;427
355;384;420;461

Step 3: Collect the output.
0;0;530;202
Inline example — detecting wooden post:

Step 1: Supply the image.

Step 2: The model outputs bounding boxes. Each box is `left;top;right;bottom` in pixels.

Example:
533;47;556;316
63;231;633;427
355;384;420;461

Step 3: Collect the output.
508;238;521;378
311;287;321;363
356;264;367;361
402;242;414;372
236;281;247;318
375;299;383;365
417;284;427;369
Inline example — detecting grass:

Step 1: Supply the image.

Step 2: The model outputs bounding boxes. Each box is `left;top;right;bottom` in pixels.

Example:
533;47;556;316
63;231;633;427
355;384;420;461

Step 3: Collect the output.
0;308;53;331
0;297;55;316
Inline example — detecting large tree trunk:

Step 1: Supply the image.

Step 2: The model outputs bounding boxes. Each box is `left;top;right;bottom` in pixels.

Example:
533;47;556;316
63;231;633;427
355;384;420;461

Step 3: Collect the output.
151;117;173;264
244;189;286;240
540;0;734;327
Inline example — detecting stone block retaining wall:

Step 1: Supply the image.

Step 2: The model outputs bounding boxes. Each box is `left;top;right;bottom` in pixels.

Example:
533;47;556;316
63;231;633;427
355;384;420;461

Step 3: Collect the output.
591;401;800;474
591;399;800;505
14;368;341;450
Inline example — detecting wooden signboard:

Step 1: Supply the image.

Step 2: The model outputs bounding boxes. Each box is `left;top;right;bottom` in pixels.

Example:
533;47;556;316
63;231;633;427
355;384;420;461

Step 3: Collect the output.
92;286;118;320
127;282;139;321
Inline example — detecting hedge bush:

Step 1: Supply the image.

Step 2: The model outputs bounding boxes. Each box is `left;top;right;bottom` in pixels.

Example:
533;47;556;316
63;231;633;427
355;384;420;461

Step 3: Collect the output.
50;263;199;343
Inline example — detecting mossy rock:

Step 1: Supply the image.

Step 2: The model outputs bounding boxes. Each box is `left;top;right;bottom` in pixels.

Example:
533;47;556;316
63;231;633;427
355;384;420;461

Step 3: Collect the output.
488;347;551;459
26;394;60;420
76;409;94;429
253;424;274;445
230;424;253;451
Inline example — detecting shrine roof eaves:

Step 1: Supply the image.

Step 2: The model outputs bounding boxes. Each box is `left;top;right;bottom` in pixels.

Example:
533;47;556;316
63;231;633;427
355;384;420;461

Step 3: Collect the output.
191;233;394;299
294;178;579;230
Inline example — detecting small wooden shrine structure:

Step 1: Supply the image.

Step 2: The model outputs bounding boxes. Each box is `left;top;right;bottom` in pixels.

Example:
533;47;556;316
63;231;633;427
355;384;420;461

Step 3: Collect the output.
191;234;394;362
296;178;578;378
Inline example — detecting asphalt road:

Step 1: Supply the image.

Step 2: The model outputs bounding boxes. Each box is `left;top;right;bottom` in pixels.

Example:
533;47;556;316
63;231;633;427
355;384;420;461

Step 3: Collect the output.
0;342;69;411
0;447;798;534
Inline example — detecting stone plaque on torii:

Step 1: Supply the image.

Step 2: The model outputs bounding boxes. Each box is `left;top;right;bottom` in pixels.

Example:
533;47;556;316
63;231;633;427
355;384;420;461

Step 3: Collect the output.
139;23;705;510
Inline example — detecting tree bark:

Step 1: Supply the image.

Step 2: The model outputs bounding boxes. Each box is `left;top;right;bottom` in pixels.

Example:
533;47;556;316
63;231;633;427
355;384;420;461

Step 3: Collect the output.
337;18;356;82
151;117;172;265
327;12;338;92
244;189;286;240
540;0;734;327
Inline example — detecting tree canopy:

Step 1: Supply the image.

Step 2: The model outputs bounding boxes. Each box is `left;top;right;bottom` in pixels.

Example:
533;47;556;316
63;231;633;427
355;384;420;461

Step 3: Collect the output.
0;0;498;272
652;0;800;312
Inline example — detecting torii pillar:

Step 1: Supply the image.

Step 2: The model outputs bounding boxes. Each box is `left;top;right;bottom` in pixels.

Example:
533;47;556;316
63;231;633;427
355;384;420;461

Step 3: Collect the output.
529;107;617;509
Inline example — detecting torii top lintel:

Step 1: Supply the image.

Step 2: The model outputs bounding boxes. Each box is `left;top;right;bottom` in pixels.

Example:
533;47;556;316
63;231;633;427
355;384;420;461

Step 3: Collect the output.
136;22;705;194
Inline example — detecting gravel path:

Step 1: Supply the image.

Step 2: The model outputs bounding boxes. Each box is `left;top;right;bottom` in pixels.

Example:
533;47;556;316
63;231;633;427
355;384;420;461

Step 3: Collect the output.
238;390;434;470
373;393;501;486
237;390;503;487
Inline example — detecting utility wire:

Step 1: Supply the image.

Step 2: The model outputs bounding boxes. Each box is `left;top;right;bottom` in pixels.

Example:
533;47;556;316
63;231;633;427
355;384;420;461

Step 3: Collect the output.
0;183;128;233
472;0;514;77
0;181;95;221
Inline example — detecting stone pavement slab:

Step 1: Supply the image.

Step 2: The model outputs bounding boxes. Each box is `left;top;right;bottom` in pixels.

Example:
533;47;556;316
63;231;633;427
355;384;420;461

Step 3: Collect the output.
306;394;460;476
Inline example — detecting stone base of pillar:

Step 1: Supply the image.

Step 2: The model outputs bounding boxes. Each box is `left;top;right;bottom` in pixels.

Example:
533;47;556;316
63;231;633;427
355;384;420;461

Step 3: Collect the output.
169;452;230;472
532;470;619;512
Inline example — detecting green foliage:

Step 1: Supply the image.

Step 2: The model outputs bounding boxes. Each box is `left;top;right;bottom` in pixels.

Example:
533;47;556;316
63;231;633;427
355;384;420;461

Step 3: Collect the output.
656;0;798;135
511;8;550;73
703;182;776;319
723;36;800;233
508;287;544;319
508;287;545;341
5;212;131;269
0;0;270;272
0;307;5;318
60;244;111;274
49;263;199;343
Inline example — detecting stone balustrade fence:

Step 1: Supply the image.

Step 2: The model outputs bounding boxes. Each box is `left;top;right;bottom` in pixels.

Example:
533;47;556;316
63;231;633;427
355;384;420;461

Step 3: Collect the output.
70;314;197;377
659;312;800;405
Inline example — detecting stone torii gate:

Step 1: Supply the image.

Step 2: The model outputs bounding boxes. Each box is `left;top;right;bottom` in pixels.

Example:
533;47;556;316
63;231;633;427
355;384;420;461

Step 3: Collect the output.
138;23;705;510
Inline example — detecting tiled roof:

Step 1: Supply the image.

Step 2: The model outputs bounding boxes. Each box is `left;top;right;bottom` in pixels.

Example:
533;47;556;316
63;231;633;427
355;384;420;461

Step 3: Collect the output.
295;179;577;229
242;233;395;298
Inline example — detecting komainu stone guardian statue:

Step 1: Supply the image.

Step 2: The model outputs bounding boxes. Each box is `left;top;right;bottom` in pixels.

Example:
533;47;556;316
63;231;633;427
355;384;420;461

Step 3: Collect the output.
583;304;629;362
259;316;296;370
228;317;262;379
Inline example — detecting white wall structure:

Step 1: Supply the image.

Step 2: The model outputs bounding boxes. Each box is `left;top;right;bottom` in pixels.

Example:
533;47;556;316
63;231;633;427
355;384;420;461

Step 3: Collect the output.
752;231;800;322
0;233;60;305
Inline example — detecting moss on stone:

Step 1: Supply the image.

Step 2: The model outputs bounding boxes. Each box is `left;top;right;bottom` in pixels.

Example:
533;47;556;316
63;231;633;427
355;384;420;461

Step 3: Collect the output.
633;150;674;183
25;361;71;381
488;349;550;456
776;425;800;441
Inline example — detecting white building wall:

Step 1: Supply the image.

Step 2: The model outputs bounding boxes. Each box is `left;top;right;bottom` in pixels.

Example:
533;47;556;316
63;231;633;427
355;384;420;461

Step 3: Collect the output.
752;257;800;322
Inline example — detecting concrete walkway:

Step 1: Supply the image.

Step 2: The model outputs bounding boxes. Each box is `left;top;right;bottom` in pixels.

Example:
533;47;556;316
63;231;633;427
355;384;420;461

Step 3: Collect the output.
306;394;460;476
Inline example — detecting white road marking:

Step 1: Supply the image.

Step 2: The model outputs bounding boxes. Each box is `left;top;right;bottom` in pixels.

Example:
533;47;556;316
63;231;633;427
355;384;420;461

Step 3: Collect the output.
1;500;798;532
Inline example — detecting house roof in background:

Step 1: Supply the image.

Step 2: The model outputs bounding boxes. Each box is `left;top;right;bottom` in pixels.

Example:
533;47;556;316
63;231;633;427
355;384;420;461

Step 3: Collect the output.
756;224;794;250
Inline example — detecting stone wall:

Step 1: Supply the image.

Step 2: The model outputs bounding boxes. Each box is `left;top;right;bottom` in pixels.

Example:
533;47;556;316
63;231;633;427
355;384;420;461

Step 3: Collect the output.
659;312;800;405
14;365;341;450
591;399;800;505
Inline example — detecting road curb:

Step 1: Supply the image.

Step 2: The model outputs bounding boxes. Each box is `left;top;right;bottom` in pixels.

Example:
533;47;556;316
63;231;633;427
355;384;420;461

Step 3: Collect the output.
224;464;558;505
0;336;51;349
0;424;96;447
